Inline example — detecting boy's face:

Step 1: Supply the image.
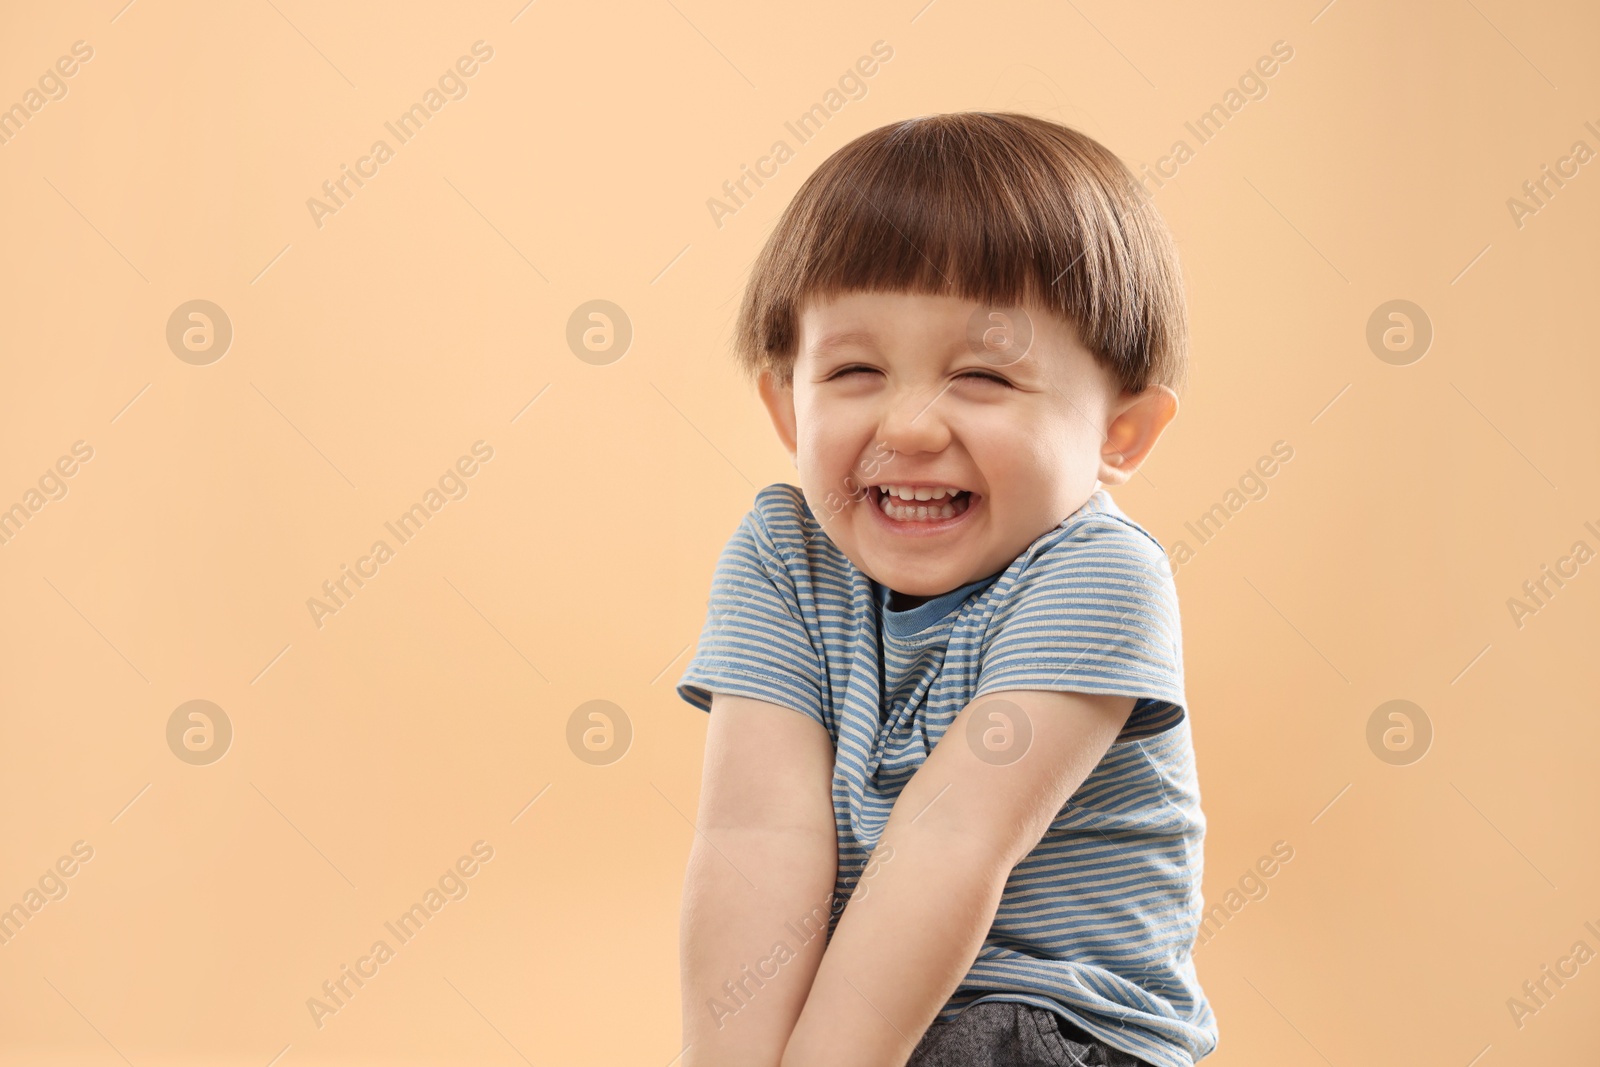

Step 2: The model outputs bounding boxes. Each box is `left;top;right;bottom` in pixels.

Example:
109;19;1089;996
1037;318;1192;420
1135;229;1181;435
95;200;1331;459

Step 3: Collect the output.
759;289;1176;603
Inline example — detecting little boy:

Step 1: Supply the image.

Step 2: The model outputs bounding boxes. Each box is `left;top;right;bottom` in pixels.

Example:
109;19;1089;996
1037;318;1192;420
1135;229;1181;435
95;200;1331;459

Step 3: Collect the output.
676;112;1215;1067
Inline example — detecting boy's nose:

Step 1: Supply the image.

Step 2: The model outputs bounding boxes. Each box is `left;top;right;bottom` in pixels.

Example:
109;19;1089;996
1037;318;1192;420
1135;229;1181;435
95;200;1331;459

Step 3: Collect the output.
876;384;953;453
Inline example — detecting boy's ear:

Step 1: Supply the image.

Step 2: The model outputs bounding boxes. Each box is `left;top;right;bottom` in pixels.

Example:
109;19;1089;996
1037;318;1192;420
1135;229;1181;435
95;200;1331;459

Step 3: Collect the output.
1098;384;1178;487
757;368;799;465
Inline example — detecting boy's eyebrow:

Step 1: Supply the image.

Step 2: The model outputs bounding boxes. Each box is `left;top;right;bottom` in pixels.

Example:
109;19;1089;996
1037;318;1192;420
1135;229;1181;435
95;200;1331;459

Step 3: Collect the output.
810;329;985;357
810;327;1041;375
809;329;881;354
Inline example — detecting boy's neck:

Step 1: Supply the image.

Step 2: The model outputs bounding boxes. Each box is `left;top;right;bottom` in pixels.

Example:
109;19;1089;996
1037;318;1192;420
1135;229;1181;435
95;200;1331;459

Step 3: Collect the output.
887;589;931;612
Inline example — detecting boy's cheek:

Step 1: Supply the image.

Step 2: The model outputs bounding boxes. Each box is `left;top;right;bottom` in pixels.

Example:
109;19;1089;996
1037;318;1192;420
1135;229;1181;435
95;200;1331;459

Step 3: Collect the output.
862;441;896;477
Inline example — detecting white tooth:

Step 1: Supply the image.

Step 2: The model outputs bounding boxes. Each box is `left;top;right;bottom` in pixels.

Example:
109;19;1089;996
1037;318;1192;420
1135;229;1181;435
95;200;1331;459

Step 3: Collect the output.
931;487;948;500
914;487;933;501
896;486;916;501
878;490;961;522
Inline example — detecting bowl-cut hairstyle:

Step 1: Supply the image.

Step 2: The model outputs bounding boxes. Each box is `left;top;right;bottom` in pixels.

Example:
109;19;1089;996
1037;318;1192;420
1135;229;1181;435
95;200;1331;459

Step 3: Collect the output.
732;111;1188;400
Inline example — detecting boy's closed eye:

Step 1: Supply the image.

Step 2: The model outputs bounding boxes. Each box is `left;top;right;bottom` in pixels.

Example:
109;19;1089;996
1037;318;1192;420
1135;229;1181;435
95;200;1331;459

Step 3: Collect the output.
826;364;1017;388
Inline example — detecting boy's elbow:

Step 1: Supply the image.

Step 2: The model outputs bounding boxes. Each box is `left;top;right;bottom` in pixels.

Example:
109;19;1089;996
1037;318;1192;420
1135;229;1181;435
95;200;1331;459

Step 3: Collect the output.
878;808;1023;882
886;780;1041;874
698;775;837;841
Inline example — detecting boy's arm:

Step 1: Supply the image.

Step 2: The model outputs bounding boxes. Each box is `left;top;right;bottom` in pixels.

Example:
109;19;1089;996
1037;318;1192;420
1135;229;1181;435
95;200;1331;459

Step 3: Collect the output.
681;692;839;1067
778;689;1134;1067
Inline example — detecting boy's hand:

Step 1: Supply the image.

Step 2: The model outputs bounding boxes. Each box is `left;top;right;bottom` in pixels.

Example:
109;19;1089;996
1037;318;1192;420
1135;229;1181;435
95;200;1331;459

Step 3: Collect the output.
681;692;839;1067
779;688;1133;1067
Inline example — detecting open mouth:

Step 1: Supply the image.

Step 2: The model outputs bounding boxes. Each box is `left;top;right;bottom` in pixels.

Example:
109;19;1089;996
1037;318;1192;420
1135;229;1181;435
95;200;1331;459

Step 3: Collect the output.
871;484;977;523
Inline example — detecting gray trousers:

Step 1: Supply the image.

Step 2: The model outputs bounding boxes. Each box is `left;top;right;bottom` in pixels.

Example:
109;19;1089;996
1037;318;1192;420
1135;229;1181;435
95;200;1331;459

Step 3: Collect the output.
905;1001;1155;1067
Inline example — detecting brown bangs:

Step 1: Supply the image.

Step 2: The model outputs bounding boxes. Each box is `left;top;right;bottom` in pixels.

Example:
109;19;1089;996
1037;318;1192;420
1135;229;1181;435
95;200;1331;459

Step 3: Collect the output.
731;111;1188;398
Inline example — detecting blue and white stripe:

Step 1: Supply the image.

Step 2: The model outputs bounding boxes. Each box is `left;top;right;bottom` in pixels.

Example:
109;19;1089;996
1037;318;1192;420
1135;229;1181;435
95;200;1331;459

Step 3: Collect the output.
678;483;1217;1067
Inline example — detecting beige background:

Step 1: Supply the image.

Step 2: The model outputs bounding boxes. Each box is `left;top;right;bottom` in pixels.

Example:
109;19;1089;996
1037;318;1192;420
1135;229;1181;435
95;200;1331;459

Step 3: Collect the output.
1;0;1596;1064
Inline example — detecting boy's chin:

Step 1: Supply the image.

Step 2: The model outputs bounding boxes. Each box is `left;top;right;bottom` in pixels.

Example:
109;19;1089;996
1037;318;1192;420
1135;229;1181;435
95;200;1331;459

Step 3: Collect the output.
857;558;966;599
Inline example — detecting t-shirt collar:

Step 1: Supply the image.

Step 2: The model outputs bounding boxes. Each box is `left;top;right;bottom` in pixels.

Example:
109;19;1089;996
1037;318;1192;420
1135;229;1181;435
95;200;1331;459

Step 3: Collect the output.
875;569;1002;637
871;490;1114;638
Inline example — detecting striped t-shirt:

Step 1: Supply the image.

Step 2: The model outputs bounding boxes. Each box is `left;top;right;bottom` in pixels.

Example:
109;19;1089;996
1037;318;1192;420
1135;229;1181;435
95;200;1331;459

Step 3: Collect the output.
677;483;1217;1067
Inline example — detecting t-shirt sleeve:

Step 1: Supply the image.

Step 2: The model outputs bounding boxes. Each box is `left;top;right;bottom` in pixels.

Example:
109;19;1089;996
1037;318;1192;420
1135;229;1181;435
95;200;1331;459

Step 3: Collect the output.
972;517;1187;743
675;501;828;729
